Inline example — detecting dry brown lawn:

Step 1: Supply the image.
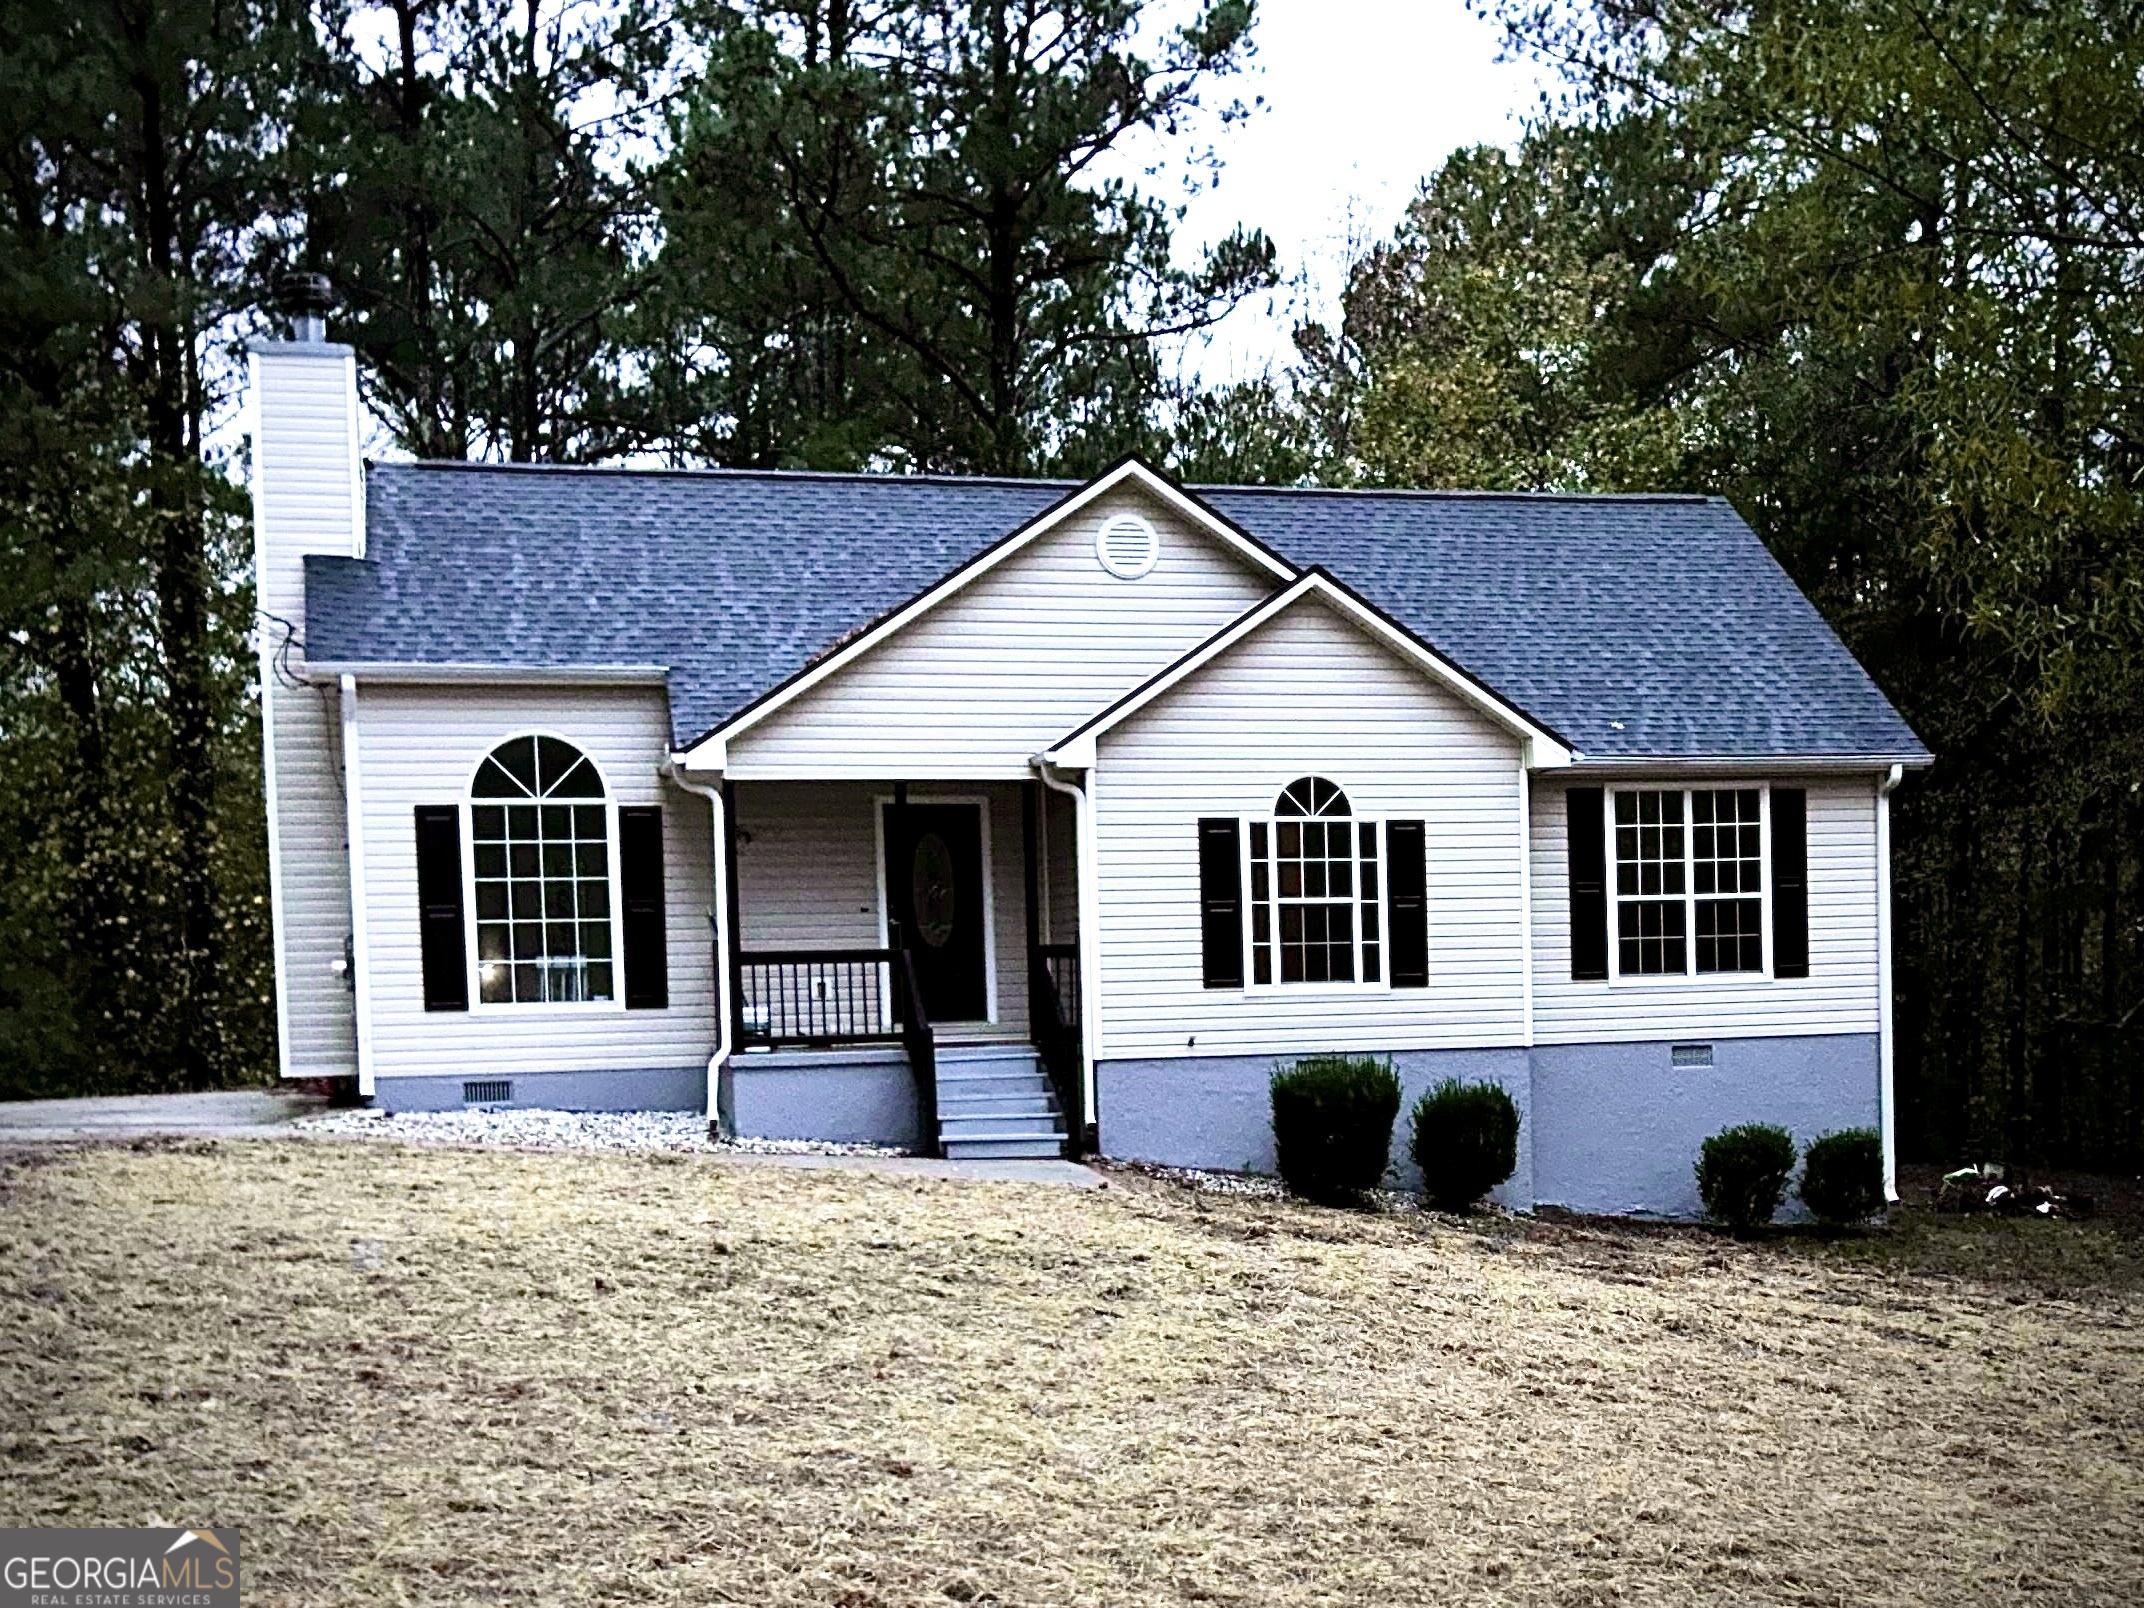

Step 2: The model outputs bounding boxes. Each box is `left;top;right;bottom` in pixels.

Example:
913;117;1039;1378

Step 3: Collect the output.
3;1138;2141;1606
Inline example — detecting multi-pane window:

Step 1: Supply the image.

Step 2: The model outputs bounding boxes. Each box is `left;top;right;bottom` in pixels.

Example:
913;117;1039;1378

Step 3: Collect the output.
469;735;615;1004
1693;789;1764;973
1612;787;1766;977
1248;777;1383;986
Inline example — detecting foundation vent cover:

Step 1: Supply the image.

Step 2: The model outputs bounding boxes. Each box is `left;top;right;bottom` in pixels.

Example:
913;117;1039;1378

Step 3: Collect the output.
463;1079;514;1105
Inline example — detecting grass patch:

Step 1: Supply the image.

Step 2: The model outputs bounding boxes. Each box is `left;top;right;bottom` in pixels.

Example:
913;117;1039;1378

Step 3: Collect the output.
3;1138;2142;1604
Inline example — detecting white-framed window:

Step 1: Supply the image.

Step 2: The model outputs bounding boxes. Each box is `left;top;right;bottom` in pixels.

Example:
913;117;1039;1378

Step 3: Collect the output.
466;734;621;1006
1611;786;1768;978
1247;777;1383;986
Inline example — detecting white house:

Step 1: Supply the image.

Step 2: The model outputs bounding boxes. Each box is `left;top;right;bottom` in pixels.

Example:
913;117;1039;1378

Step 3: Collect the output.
250;327;1929;1216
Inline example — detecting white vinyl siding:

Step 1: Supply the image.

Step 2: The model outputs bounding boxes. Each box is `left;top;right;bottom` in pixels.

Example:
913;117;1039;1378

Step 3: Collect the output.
731;780;1032;1033
1092;596;1528;1059
251;347;362;1077
724;486;1275;781
356;684;717;1079
1532;777;1882;1041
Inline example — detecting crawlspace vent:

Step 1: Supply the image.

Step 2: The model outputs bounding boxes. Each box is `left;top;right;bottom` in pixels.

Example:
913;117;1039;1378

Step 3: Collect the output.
1669;1044;1714;1069
463;1079;514;1104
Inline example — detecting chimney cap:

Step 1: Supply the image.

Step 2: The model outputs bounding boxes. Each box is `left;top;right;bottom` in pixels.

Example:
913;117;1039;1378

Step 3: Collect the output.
275;269;332;317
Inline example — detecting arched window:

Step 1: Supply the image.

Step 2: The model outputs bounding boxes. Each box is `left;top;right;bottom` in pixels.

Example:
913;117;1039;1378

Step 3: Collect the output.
468;736;615;1004
1248;776;1381;984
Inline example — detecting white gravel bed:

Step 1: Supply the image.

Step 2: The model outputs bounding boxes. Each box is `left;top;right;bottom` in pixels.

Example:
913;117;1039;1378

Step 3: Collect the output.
294;1106;911;1158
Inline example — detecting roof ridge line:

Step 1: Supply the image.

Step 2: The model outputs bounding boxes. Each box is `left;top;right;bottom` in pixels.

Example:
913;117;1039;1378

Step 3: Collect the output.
372;459;1083;490
1195;484;1719;504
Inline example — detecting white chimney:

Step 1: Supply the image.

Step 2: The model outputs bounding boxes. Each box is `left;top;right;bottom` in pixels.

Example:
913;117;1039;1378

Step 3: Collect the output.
250;279;363;1083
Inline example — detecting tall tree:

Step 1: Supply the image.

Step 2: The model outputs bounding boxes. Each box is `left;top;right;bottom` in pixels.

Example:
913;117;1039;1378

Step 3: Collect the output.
0;0;299;1092
665;0;1277;473
306;0;675;461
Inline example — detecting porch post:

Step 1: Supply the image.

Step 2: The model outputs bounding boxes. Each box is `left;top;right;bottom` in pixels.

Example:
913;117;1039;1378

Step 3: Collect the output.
889;780;909;951
1021;779;1041;961
723;781;743;1051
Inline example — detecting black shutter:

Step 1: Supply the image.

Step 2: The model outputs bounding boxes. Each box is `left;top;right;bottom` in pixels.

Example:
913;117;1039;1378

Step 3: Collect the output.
620;805;668;1009
1386;819;1428;988
1198;817;1244;988
1567;787;1608;980
414;805;468;1011
1771;787;1809;978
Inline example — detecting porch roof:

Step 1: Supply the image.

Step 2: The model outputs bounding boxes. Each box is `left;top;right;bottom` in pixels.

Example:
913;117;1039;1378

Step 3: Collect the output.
302;460;1929;766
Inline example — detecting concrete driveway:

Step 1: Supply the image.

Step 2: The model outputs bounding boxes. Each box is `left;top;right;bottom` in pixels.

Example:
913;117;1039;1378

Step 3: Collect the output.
0;1089;327;1142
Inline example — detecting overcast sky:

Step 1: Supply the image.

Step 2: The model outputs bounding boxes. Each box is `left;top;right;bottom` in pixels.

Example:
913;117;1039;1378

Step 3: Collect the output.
1102;0;1551;382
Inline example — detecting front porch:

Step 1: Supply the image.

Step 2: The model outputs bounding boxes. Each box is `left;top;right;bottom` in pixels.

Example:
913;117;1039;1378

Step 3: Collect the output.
718;779;1086;1159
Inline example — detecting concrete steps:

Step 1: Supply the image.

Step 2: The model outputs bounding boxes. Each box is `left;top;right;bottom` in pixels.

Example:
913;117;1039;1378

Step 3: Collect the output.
934;1043;1066;1160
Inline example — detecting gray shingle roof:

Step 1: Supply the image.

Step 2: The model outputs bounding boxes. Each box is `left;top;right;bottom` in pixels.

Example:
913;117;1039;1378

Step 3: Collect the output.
305;460;1927;763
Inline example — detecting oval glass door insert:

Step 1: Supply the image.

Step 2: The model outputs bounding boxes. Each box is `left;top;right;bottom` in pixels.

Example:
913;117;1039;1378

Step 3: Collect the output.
911;832;957;947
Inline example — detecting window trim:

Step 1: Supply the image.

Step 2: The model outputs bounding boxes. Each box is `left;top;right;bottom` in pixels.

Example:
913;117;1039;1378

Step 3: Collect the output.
1604;783;1773;985
1237;778;1396;994
460;732;627;1015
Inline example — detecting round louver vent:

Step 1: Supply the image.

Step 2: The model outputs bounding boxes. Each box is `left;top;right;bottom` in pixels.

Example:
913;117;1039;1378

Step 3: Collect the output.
1095;512;1160;579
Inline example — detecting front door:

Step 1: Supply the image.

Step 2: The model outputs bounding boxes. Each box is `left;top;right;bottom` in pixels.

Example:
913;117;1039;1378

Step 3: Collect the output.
883;801;989;1023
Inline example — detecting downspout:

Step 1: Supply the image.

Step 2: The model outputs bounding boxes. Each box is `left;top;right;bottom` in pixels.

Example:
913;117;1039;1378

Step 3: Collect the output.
1877;762;1904;1203
1035;758;1100;1141
665;762;731;1133
340;674;374;1097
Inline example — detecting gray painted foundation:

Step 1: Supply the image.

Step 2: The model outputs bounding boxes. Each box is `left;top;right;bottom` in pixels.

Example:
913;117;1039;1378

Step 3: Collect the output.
1098;1048;1535;1209
373;1064;705;1114
1099;1032;1880;1218
1530;1033;1880;1219
726;1047;921;1149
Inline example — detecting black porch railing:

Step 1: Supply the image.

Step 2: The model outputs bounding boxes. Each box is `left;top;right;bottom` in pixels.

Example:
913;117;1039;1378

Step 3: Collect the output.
735;946;939;1157
1029;942;1085;1156
736;948;901;1046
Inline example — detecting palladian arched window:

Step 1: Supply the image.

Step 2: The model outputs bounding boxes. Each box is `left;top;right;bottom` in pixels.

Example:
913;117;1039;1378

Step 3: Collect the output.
469;735;616;1004
1249;776;1381;985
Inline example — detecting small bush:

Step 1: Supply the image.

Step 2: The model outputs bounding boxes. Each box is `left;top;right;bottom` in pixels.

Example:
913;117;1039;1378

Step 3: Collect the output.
1799;1128;1884;1226
1270;1055;1401;1205
1410;1078;1521;1211
1695;1122;1798;1231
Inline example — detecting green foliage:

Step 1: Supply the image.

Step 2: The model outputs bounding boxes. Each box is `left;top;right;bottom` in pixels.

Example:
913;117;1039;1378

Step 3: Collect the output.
1799;1130;1885;1227
1269;1055;1401;1205
0;0;291;1096
654;0;1275;474
1408;1078;1521;1211
1696;1124;1799;1232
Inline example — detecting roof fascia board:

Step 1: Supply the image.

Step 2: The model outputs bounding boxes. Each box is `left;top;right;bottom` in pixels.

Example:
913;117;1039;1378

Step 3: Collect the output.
306;662;670;686
1043;571;1576;769
677;456;1300;767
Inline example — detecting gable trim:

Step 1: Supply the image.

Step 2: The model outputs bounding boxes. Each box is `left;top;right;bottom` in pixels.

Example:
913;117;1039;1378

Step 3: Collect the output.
1040;569;1578;770
674;456;1300;769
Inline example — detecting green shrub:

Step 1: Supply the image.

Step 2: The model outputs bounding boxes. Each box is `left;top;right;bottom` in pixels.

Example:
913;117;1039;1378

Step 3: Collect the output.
1270;1055;1401;1205
1409;1078;1521;1211
1695;1122;1798;1231
1799;1128;1884;1225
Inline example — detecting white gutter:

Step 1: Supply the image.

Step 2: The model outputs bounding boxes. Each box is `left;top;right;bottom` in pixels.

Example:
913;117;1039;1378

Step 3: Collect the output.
664;761;733;1131
340;675;375;1096
1876;762;1904;1202
305;663;670;686
1035;757;1101;1135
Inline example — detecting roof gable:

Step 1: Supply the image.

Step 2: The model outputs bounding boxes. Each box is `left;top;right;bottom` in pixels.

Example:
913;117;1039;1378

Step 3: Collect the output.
684;458;1296;768
1044;571;1574;770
